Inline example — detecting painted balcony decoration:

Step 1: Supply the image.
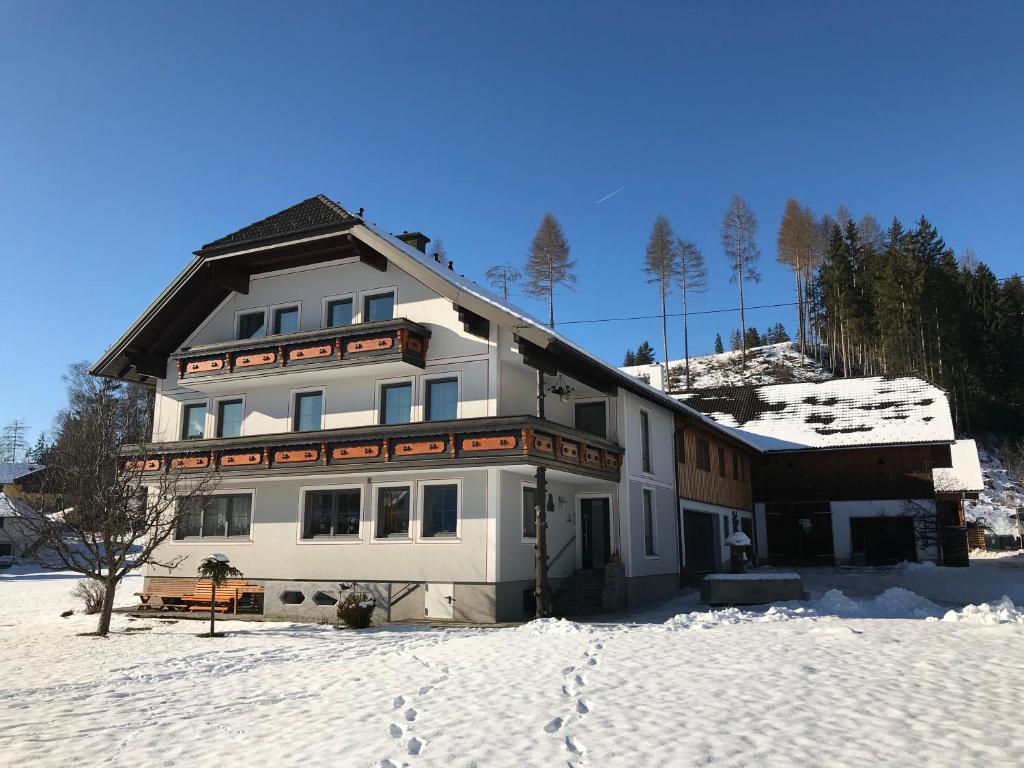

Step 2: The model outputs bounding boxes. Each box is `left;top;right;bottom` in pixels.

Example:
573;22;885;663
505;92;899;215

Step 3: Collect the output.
173;318;431;382
122;416;624;482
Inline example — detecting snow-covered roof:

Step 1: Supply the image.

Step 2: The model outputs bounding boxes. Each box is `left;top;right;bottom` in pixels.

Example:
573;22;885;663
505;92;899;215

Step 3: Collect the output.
0;463;45;485
0;492;37;519
679;376;954;451
933;439;985;494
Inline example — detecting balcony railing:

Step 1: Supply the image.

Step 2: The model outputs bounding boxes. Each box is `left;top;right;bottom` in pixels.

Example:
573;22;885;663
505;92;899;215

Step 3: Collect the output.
123;416;623;482
172;318;431;382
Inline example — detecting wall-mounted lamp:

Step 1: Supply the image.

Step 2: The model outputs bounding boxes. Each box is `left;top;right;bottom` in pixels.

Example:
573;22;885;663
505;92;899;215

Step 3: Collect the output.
547;374;574;403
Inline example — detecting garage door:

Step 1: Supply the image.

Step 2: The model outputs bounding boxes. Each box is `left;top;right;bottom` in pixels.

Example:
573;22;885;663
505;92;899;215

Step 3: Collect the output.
850;517;917;565
683;510;717;575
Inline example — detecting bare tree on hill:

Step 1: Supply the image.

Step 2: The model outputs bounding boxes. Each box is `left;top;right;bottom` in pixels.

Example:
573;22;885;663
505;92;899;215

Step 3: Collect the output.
524;212;575;329
777;198;815;355
721;195;762;369
643;216;678;391
676;238;707;390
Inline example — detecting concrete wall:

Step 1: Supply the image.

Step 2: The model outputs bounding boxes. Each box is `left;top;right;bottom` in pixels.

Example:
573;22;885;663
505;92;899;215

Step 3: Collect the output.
830;498;939;563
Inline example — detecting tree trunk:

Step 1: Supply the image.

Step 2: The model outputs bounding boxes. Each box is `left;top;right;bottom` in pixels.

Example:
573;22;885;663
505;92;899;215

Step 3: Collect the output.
682;285;691;390
548;261;555;330
738;265;747;369
660;284;669;392
96;576;118;636
795;269;805;355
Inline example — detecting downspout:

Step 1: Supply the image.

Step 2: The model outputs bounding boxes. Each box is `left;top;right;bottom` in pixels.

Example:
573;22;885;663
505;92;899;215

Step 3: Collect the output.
673;423;686;589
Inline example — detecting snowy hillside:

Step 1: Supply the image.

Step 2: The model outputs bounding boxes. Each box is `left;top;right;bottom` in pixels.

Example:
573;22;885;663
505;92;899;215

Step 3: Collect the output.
966;445;1024;536
621;342;833;391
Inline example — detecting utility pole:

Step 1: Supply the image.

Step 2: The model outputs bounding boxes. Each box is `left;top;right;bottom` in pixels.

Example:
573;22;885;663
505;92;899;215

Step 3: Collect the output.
534;369;551;618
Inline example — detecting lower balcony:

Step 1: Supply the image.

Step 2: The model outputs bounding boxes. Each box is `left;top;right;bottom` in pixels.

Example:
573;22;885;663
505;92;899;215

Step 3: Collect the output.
123;416;623;482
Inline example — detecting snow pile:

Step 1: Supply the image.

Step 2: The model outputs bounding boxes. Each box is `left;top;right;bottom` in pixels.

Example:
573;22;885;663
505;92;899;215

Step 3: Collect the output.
940;596;1024;625
966;445;1024;536
519;617;590;635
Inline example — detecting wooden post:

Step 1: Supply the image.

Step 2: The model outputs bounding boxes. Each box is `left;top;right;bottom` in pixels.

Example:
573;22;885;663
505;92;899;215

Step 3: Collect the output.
534;370;551;618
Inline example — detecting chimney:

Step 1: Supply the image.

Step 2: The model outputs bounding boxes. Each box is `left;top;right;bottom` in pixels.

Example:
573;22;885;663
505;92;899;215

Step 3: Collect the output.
397;231;430;253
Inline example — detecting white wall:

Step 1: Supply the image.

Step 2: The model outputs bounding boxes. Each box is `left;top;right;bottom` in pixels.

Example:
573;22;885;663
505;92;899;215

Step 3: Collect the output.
831;498;939;563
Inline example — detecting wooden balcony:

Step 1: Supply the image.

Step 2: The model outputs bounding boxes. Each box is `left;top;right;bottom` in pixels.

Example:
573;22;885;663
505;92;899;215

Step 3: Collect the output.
172;318;431;382
123;416;623;482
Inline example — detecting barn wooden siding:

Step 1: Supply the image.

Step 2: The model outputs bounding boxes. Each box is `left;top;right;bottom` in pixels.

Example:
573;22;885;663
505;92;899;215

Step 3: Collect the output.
675;420;754;511
753;444;953;504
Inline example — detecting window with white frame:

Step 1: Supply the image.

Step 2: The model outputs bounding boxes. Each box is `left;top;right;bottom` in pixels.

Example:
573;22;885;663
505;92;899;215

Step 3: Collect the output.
181;402;207;440
237;310;266;339
425;377;458;421
421;483;458;538
293;391;323;432
302;489;361;539
325;297;353;328
273;305;299;335
175;494;252;540
216;399;243;438
380;382;412;425
363;292;395;322
642;488;656;556
640;409;652;473
376;486;411;538
522;485;537;539
575;401;607;439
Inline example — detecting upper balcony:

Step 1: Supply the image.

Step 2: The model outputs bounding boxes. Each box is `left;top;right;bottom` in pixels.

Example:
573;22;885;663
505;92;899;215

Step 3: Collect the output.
172;318;431;384
123;415;624;483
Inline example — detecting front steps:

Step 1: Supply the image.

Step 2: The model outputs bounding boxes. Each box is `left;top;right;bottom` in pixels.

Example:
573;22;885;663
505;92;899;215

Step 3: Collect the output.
552;561;627;617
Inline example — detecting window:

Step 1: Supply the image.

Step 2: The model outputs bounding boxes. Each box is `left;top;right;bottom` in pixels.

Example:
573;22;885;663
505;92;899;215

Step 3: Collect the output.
722;515;730;539
696;438;711;472
376;486;410;538
732;451;739;480
422;484;458;538
718;446;727;477
575;402;607;439
216;400;243;438
237;311;266;339
643;489;656;556
364;292;394;322
273;305;299;335
293;391;323;432
326;298;353;328
425;378;458;421
181;403;207;440
175;494;252;540
380;382;412;425
640;410;652;473
522;486;537;539
303;489;361;539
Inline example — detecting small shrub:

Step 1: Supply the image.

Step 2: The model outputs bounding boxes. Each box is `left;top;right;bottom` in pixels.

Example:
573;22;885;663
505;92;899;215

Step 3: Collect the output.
72;580;106;615
60;609;74;618
336;591;376;629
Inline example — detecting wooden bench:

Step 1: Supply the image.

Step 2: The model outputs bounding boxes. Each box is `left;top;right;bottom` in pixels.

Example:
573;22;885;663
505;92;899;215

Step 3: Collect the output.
135;579;266;614
183;586;239;613
134;582;194;611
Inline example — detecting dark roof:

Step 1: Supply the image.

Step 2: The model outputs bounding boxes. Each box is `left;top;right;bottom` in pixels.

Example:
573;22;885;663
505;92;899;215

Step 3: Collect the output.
197;195;360;254
679;377;954;451
0;463;45;485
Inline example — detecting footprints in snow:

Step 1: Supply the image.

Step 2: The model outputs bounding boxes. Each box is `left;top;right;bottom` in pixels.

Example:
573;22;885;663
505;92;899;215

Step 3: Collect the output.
547;638;603;763
382;658;450;764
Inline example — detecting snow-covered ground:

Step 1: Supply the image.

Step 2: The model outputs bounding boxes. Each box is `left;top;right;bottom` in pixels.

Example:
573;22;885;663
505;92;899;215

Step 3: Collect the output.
966;445;1024;537
2;563;1023;767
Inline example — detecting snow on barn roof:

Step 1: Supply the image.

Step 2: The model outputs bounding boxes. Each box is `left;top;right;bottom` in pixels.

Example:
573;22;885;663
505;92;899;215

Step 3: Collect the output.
933;439;985;494
678;376;954;451
0;463;45;485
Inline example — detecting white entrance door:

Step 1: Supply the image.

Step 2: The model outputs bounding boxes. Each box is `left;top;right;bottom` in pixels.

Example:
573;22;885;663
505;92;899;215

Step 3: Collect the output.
423;583;455;619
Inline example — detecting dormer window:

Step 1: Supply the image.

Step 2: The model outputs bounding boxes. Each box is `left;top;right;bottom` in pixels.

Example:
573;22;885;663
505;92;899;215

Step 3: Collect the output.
273;305;299;335
237;311;266;339
364;292;394;322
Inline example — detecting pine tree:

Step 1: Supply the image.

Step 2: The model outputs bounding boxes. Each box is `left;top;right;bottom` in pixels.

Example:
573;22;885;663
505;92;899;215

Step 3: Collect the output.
635;341;656;365
524;213;575;329
721;195;762;369
485;263;522;301
623;349;637;366
744;326;762;349
676;238;707;389
730;329;742;352
643;216;678;390
714;333;724;354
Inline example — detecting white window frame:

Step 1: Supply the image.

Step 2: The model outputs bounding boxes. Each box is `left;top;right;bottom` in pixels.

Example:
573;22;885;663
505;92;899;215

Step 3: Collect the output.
416;478;463;543
376;375;417;425
421;371;462;422
642;486;658;558
574;397;609;439
639;407;654;476
234;306;269;340
179;397;211;441
521;480;538;543
269;300;302;336
289;386;326;432
321;292;357;329
171;488;256;545
296;483;364;545
213;394;246;439
371;480;414;543
357;285;399;324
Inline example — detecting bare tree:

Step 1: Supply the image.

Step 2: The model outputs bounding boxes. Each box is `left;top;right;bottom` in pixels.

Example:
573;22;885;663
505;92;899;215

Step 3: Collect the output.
721;195;762;369
485;263;522;301
524;212;576;329
16;362;218;636
643;216;678;391
2;419;29;462
676;238;707;390
777;198;815;355
428;238;448;262
959;247;981;274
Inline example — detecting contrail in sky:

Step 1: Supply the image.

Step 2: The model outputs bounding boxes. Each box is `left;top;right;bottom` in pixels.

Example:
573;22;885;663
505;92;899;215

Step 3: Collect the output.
595;184;629;204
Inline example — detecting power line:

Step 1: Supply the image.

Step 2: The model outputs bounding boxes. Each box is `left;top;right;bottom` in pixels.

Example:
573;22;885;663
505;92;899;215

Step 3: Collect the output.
549;301;800;327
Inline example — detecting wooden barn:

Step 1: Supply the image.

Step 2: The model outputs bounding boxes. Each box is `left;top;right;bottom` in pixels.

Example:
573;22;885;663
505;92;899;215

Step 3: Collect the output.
680;377;981;567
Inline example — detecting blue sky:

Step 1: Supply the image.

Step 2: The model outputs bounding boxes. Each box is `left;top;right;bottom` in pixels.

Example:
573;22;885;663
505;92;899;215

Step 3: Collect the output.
1;1;1021;445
